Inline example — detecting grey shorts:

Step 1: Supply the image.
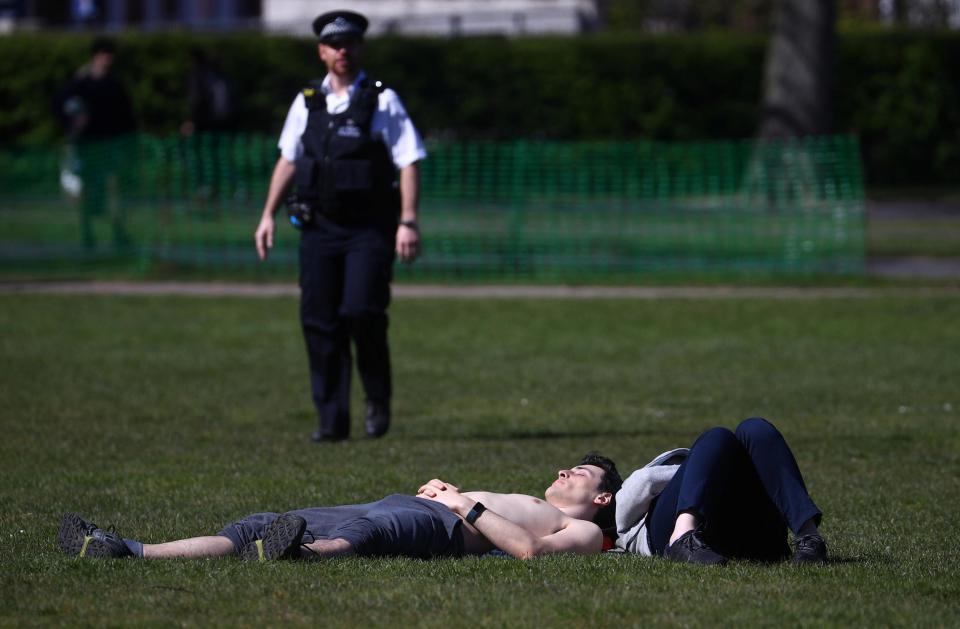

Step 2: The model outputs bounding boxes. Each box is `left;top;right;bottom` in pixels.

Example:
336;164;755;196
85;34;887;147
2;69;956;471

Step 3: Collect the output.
217;494;464;559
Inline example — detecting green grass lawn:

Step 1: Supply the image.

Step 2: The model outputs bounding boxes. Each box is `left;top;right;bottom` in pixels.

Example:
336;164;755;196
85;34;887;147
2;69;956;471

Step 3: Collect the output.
2;294;959;626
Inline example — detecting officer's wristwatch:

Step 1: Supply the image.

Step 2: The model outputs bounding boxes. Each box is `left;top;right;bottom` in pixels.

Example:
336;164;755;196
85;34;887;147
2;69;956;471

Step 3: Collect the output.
400;220;419;231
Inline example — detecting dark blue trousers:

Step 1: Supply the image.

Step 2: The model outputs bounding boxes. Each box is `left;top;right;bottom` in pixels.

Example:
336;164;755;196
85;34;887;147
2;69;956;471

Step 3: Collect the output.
648;417;822;561
299;215;396;438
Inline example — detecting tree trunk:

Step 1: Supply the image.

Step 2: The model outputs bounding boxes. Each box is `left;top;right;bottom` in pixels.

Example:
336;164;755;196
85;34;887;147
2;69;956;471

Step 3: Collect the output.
893;0;909;25
759;0;836;138
742;0;856;275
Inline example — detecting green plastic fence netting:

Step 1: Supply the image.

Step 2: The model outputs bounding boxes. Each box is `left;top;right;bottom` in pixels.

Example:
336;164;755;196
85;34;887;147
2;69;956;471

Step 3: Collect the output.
0;134;864;280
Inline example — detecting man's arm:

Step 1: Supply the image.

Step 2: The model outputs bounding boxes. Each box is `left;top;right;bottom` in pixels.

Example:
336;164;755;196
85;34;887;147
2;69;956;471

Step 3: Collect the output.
54;78;87;136
468;507;601;559
417;480;603;559
254;157;296;261
396;161;420;263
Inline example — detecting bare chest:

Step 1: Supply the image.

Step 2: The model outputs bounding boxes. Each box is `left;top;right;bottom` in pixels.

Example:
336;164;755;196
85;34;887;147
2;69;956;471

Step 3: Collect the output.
463;491;567;537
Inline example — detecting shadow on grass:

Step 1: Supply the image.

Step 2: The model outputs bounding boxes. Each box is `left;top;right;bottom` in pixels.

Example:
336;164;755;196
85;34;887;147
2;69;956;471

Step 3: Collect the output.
395;427;691;441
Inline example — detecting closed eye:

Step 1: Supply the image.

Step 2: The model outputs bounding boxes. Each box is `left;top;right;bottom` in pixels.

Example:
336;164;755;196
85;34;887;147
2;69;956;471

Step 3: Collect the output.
573;466;600;480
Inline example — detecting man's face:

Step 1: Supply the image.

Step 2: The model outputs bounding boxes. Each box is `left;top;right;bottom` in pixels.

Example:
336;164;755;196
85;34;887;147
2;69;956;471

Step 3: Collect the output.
90;52;114;77
318;36;363;77
545;464;609;508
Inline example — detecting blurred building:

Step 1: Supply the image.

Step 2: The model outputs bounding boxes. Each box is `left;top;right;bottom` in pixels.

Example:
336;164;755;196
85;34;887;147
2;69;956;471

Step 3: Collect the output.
0;0;261;31
602;0;960;32
262;1;599;36
0;0;600;34
876;0;960;26
1;0;957;33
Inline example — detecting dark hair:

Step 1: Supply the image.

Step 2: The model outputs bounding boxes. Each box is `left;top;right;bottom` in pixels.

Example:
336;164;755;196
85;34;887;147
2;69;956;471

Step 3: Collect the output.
580;452;622;493
580;452;622;532
91;37;116;56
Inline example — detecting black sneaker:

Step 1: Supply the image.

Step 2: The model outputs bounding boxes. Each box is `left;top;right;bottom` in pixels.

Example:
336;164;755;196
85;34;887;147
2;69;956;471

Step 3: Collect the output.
240;514;307;561
792;533;827;564
665;529;728;566
58;513;133;559
364;401;390;438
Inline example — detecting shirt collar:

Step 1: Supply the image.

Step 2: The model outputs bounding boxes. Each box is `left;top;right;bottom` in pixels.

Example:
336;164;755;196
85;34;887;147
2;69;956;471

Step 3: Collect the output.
320;70;367;96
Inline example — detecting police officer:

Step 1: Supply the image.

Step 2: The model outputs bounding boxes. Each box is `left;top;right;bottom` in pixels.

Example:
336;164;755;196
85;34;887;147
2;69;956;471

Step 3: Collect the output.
254;10;425;441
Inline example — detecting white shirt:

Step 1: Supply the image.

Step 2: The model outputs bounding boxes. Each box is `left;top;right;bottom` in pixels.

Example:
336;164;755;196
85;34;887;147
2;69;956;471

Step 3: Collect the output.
277;71;426;169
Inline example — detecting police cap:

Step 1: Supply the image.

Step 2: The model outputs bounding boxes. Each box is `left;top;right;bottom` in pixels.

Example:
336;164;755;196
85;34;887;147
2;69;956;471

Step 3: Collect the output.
312;10;368;44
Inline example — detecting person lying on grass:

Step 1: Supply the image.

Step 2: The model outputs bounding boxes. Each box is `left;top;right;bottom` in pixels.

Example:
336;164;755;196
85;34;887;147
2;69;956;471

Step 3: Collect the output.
615;417;827;565
58;453;623;561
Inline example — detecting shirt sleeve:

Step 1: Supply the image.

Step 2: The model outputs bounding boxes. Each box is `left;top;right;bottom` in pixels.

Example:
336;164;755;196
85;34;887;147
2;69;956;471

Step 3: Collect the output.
373;89;427;169
277;93;308;163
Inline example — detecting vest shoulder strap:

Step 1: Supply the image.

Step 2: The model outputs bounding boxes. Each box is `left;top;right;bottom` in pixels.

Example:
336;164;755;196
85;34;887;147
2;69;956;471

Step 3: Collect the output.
301;79;326;111
350;78;386;129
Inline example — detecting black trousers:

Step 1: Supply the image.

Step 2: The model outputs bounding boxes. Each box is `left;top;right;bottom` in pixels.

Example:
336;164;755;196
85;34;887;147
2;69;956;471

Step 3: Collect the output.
648;417;822;561
299;215;396;437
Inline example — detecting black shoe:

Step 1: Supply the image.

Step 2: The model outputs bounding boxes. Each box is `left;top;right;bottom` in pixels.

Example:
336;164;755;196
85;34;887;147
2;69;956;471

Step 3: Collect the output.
310;429;348;443
665;529;728;566
58;513;133;559
365;401;390;438
792;533;827;564
240;514;307;561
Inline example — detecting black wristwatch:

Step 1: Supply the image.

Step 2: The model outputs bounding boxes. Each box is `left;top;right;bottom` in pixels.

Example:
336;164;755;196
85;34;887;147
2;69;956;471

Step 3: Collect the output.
400;220;419;231
465;502;487;525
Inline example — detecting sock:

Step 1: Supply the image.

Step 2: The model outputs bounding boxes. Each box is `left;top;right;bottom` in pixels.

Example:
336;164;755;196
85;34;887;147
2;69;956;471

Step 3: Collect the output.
123;538;144;557
797;519;819;538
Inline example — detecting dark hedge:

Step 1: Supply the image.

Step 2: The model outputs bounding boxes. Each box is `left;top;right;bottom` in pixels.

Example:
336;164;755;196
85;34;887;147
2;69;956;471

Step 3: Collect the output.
1;30;957;185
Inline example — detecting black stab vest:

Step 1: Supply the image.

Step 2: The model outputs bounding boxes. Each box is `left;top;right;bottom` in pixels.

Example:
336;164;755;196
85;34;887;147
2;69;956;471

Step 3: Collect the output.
293;78;400;219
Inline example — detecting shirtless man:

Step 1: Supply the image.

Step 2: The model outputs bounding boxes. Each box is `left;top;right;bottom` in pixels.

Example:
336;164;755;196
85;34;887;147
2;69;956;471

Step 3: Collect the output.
57;453;622;561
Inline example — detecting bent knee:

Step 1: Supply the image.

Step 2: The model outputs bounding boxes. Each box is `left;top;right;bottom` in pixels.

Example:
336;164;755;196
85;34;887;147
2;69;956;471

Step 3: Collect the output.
692;426;737;449
737;417;777;435
735;417;777;440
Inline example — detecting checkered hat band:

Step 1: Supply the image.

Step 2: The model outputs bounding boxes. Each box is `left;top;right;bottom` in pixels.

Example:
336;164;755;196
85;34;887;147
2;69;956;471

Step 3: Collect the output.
320;17;362;39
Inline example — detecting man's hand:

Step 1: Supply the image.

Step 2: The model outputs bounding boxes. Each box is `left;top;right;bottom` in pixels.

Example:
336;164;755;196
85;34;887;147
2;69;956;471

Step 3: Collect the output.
254;213;276;261
416;479;470;514
255;157;295;261
396;223;420;263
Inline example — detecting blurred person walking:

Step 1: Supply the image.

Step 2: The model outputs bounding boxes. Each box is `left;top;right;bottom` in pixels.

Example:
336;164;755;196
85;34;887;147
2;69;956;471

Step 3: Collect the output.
181;48;237;207
182;48;236;137
54;36;136;250
254;10;425;442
